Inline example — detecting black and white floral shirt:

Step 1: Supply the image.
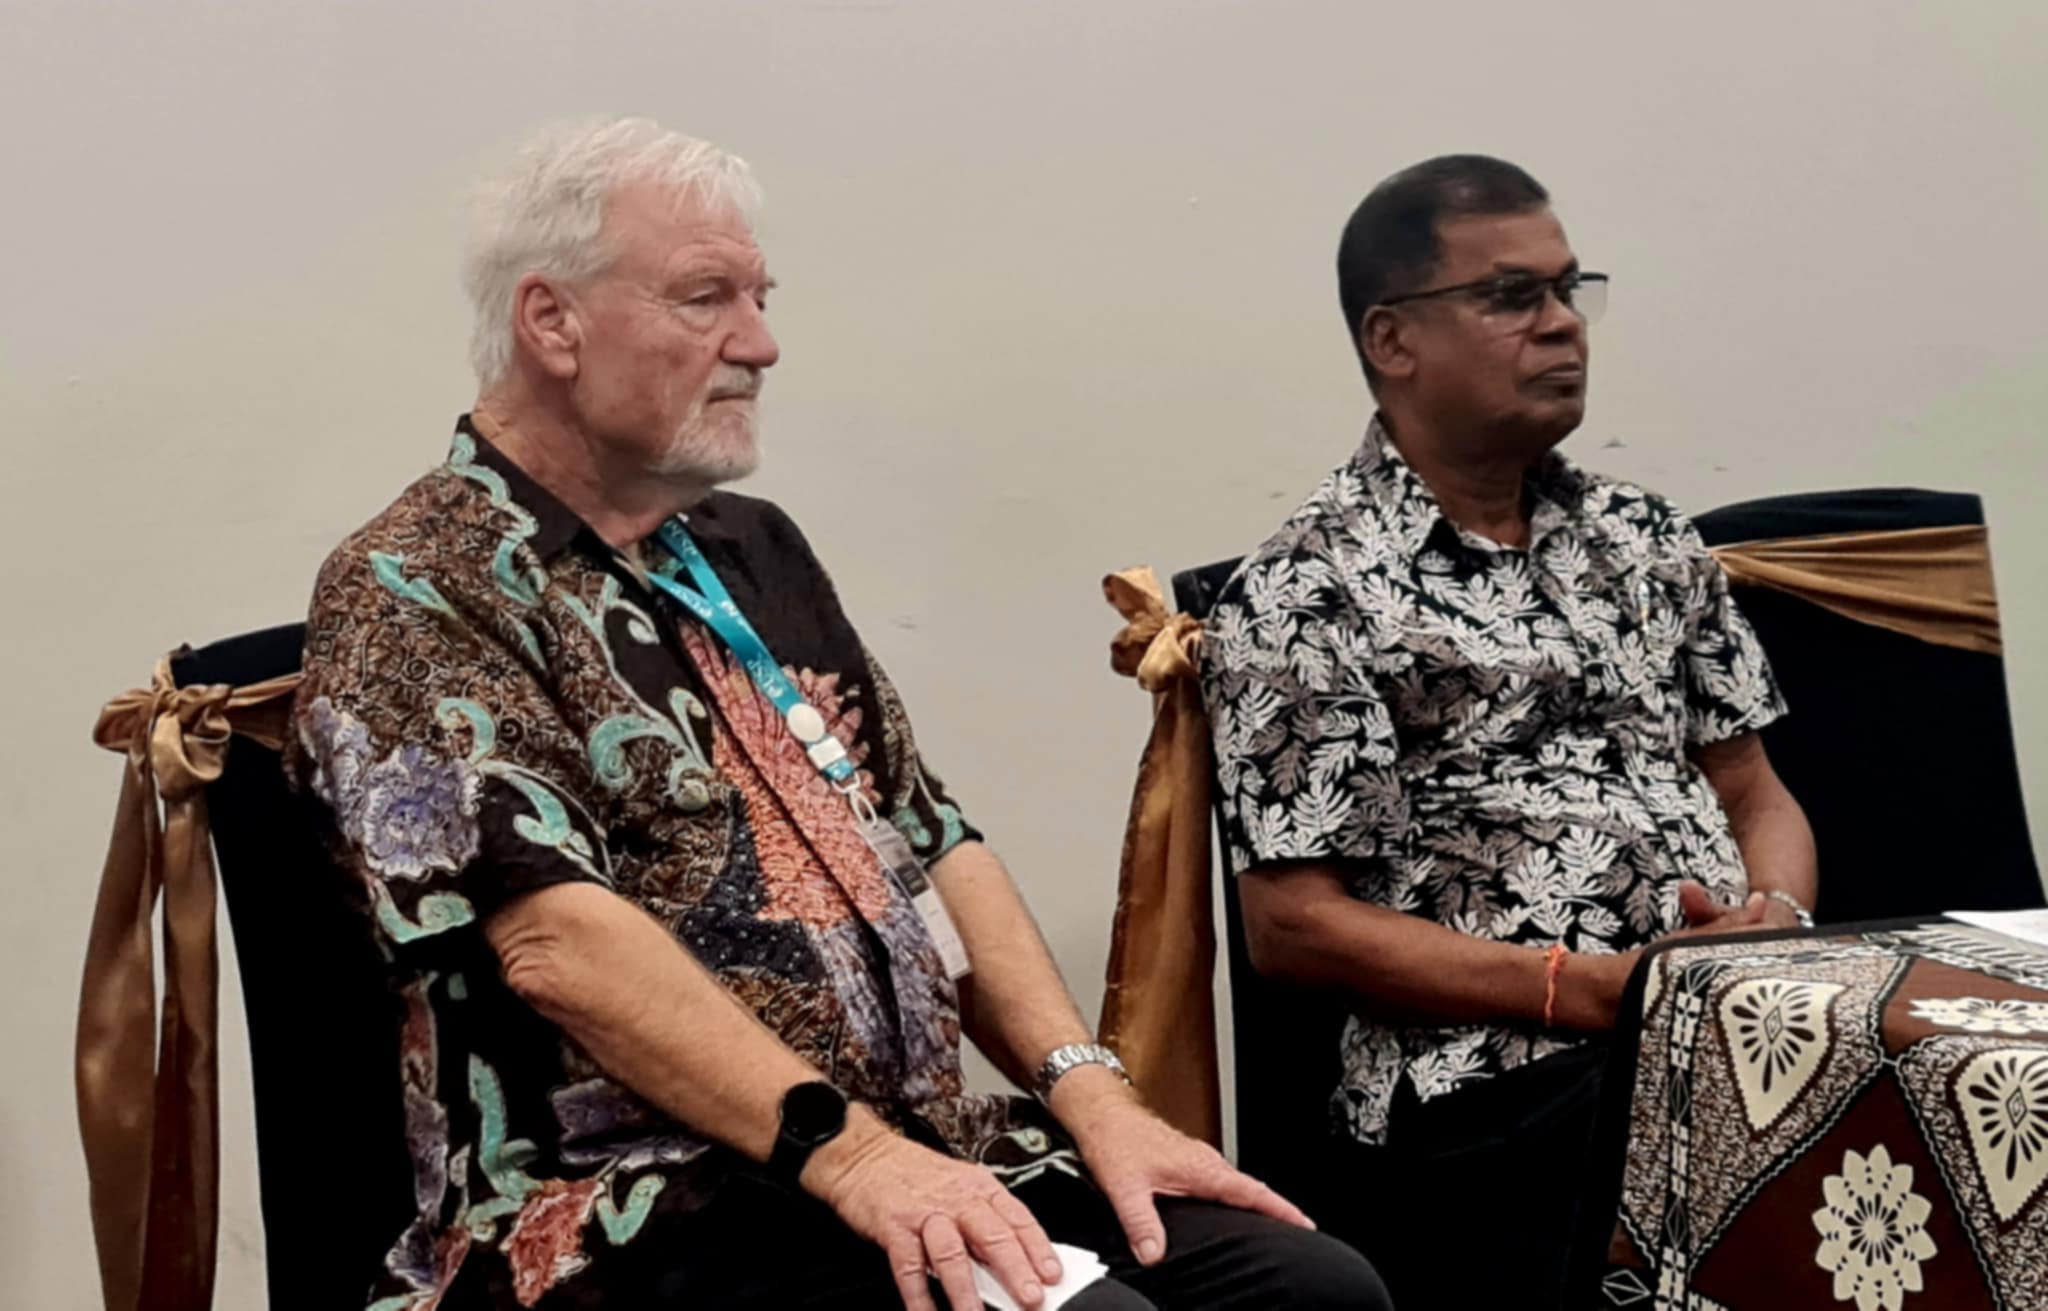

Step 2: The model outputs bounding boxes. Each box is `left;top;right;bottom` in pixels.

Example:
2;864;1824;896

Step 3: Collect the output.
1201;419;1786;1145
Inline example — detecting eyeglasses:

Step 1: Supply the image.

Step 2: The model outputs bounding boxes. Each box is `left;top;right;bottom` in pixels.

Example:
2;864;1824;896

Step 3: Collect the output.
1377;270;1608;326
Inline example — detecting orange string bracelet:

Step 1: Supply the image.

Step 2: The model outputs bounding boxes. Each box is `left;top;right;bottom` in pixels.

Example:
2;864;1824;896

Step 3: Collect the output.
1542;943;1570;1028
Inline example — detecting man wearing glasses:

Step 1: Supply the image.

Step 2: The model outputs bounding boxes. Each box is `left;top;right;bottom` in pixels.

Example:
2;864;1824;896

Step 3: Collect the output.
1199;155;1817;1307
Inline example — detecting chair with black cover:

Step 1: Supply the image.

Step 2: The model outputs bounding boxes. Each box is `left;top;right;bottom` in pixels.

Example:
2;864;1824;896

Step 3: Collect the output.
1694;487;2040;922
1171;561;1351;1214
170;624;413;1309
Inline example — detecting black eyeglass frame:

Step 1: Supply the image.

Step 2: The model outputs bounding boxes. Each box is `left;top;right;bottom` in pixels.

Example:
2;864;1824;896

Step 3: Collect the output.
1375;270;1609;317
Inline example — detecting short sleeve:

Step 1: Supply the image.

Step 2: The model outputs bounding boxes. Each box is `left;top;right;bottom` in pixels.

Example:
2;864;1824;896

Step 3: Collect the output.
291;548;612;952
1675;524;1788;747
1199;549;1408;881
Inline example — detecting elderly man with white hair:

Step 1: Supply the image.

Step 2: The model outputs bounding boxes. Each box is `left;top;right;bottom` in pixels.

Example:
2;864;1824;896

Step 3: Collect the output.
288;118;1388;1311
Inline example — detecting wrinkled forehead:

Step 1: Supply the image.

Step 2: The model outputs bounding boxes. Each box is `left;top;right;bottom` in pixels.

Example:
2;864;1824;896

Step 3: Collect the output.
601;177;766;282
1431;207;1574;282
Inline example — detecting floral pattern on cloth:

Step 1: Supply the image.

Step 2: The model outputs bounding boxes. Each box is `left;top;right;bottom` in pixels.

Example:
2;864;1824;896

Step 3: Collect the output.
1811;1145;1938;1311
1603;925;2048;1311
291;418;1070;1310
1200;418;1785;1144
1907;996;2048;1036
1719;977;1847;1131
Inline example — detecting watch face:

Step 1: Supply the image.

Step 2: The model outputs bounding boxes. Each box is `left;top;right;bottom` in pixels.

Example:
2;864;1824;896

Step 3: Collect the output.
782;1081;849;1148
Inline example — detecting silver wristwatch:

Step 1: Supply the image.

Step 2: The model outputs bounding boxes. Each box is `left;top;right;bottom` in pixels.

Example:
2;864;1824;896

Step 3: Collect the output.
1764;889;1815;930
1032;1043;1130;1102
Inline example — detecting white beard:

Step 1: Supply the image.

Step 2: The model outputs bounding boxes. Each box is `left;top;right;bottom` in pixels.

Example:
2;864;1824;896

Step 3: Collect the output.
651;377;761;484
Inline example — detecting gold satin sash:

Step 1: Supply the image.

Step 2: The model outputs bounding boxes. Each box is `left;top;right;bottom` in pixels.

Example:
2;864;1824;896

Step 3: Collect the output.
1097;568;1222;1146
78;657;300;1311
1710;524;2001;657
1097;524;2005;1149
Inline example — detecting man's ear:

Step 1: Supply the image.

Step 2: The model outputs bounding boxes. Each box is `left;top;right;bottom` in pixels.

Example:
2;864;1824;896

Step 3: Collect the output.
511;274;582;380
1361;307;1417;386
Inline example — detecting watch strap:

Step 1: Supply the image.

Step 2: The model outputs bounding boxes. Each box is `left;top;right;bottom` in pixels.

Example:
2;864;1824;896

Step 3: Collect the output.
768;1080;848;1182
1763;889;1815;929
1032;1043;1129;1103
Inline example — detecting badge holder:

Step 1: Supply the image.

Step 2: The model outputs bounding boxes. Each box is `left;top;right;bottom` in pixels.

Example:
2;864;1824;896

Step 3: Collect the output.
809;719;972;982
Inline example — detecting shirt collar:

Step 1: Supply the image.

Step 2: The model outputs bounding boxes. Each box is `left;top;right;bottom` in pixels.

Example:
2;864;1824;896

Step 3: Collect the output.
1354;415;1591;555
451;410;741;564
453;414;590;561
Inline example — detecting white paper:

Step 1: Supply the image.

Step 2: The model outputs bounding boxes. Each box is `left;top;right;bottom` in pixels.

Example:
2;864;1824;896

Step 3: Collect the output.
969;1243;1109;1311
1945;909;2048;952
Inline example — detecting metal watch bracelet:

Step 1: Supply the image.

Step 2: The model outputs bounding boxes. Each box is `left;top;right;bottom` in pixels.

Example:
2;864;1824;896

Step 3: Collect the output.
1032;1043;1129;1103
1764;889;1815;929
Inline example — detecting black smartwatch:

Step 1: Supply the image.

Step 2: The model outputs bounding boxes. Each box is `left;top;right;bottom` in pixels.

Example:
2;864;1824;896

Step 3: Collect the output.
769;1080;850;1183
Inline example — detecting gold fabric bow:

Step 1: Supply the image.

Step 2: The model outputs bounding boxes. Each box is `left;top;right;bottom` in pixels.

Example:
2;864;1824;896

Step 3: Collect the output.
1710;525;2002;656
77;657;300;1311
1097;568;1222;1146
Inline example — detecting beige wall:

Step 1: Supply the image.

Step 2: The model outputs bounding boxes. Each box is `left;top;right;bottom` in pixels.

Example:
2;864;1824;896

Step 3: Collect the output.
4;2;2045;1305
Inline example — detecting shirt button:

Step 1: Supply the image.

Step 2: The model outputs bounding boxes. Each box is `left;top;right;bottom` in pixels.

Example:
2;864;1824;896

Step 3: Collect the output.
677;777;713;813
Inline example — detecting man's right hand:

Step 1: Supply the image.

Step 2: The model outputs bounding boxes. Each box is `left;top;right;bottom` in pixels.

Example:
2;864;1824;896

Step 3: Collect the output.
801;1106;1064;1311
1555;880;1771;1030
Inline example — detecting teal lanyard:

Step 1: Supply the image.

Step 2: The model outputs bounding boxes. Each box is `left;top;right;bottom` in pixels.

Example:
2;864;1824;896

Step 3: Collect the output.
647;521;858;787
651;521;971;981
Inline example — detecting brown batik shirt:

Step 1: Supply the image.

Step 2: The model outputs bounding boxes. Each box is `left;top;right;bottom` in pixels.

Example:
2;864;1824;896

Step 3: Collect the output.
289;417;1074;1309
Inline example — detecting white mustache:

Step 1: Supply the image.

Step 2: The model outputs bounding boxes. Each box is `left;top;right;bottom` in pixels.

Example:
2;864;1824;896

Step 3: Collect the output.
706;369;762;402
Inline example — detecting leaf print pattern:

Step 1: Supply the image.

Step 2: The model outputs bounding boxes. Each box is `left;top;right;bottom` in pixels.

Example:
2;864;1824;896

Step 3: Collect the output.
1202;420;1785;1144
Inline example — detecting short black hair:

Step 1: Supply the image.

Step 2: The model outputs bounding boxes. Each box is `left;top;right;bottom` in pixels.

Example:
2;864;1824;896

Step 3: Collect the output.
1336;154;1550;384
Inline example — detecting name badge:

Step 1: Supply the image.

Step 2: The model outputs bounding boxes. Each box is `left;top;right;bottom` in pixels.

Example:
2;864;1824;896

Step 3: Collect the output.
862;819;971;980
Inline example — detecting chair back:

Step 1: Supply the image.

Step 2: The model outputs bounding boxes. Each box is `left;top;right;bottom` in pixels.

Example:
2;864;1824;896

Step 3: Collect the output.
171;625;412;1308
1172;562;1351;1202
1694;488;2041;920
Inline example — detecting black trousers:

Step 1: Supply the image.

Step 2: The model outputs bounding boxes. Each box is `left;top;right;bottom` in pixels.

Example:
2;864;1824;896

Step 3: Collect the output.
1320;1046;1608;1311
622;1164;1391;1309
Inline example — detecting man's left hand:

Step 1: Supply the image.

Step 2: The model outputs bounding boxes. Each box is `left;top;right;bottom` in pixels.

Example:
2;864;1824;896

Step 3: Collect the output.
1756;897;1807;930
1049;1068;1311;1267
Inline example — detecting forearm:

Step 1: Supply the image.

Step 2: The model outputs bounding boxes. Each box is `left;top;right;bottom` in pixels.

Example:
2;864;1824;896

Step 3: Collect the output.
1730;787;1819;910
929;841;1094;1091
487;882;832;1163
1262;894;1545;1024
1695;734;1819;912
1243;864;1623;1031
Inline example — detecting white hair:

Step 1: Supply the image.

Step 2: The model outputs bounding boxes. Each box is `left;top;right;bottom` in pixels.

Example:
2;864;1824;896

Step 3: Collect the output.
462;116;763;387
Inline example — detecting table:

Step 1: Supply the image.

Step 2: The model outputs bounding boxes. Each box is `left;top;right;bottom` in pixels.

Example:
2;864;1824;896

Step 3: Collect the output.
1583;920;2048;1310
